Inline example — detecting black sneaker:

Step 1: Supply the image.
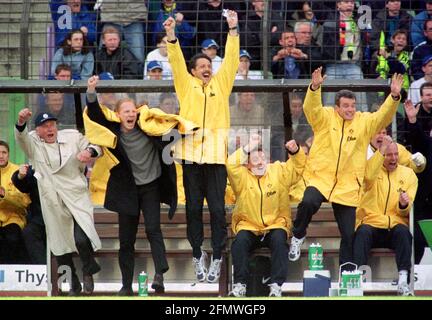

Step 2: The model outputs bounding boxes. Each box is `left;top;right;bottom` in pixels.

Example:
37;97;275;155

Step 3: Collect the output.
118;286;134;296
151;273;165;294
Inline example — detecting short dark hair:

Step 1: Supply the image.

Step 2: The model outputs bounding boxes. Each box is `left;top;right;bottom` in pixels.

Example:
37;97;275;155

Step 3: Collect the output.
54;63;72;75
423;19;432;31
0;140;10;153
335;90;356;106
420;81;432;96
391;29;408;40
188;53;212;74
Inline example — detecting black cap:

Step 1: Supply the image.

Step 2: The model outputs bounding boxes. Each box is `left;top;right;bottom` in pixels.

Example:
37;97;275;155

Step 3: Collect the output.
34;112;57;127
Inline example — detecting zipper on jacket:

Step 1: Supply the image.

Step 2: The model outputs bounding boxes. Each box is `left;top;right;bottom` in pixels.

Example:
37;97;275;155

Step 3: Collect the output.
200;86;207;163
383;171;391;229
328;120;345;200
257;178;266;227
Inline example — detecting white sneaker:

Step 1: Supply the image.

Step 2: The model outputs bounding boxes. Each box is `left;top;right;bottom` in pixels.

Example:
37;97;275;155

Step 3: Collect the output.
288;236;305;261
192;250;208;282
397;282;413;296
207;257;222;283
268;283;282;297
229;283;246;297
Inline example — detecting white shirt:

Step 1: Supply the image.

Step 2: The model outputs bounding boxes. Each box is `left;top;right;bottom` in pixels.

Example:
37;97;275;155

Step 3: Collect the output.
143;49;172;80
212;56;223;74
408;77;426;106
235;70;264;80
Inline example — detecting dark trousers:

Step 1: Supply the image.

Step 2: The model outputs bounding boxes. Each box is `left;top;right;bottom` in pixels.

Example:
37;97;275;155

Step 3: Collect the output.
118;179;168;288
182;163;227;259
231;229;288;286
56;219;100;288
0;223;23;264
413;197;432;264
354;224;412;271
22;222;46;264
293;186;356;266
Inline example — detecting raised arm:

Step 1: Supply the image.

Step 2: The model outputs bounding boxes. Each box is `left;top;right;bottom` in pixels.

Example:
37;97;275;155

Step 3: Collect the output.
366;73;402;138
303;67;329;131
14;108;35;159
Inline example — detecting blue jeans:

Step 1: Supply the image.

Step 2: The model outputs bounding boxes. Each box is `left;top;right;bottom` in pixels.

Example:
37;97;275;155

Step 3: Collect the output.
102;22;145;62
323;63;368;112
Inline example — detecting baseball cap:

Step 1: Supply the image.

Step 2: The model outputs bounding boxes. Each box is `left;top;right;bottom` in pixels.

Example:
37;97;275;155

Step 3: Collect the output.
422;55;432;67
147;60;163;71
99;72;114;80
201;39;219;50
34;112;57;127
240;49;252;60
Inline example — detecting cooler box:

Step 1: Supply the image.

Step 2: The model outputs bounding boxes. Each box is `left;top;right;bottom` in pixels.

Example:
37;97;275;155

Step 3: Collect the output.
303;270;331;297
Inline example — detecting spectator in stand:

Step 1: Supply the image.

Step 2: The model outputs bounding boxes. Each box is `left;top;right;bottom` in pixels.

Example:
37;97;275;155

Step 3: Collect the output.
158;92;179;114
50;0;97;48
271;30;302;79
411;0;432;47
136;61;163;107
201;39;223;74
285;1;324;47
353;136;418;296
412;19;432;80
235;49;264;80
227;135;306;297
290;92;312;145
97;0;148;62
241;0;283;70
15;110;102;296
406;82;432;136
409;56;432;105
54;63;72;80
288;67;403;270
321;0;368;111
51;29;94;80
404;99;432;264
0;141;31;264
195;0;246;53
370;0;412;53
39;92;76;127
11;165;46;264
371;29;411;92
151;0;196;60
294;21;322;77
144;34;172;80
95;26;143;79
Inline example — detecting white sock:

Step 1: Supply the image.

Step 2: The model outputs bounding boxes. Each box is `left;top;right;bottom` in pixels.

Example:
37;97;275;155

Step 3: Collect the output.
398;270;408;285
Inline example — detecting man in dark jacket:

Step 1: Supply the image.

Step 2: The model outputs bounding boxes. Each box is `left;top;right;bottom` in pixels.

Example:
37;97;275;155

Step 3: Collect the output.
404;99;432;264
95;26;143;79
86;75;177;296
11;165;46;265
411;19;432;80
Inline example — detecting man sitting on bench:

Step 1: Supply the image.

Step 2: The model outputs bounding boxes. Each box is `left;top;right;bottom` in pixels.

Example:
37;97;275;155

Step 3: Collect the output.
353;135;418;296
226;134;306;297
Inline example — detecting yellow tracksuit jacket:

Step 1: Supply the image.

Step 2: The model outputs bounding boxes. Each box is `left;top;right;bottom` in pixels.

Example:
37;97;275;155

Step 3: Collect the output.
0;162;30;229
356;151;418;230
304;85;399;207
167;34;240;164
227;148;306;236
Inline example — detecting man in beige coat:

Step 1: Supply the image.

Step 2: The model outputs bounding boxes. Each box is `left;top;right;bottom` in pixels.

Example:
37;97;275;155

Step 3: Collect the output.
15;109;102;296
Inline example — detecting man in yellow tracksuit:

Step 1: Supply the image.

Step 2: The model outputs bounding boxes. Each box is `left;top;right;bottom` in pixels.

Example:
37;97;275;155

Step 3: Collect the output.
227;135;306;297
353;138;418;296
289;67;404;269
0;140;30;263
164;10;239;283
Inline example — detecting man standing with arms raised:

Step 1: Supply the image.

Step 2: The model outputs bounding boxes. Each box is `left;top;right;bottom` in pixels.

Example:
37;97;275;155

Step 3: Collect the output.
163;10;239;283
288;67;404;270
